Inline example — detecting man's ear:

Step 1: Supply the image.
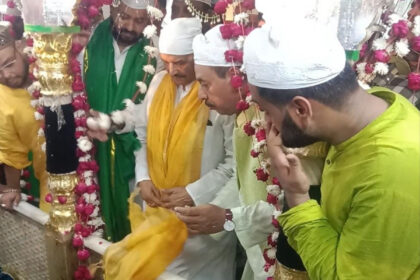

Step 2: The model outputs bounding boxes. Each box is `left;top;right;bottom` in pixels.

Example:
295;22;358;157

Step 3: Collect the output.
287;96;313;129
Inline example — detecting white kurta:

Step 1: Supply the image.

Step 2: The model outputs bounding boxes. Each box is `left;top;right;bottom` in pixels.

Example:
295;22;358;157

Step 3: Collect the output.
133;70;237;280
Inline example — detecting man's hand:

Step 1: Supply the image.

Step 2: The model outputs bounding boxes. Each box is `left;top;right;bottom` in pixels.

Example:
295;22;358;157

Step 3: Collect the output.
174;204;225;235
160;187;194;209
266;121;310;208
0;191;21;210
86;110;109;142
138;180;162;207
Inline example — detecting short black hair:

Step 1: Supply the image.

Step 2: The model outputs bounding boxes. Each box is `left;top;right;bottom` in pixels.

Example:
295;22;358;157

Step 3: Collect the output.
212;66;230;78
257;63;359;108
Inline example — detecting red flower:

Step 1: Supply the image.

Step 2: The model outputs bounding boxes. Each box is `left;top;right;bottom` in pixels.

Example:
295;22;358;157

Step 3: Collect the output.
225;0;233;3
243;121;255;136
32;90;41;99
408;72;420;91
365;63;374;74
28;56;37;64
25;182;31;190
88;5;100;17
102;0;112;4
214;1;228;14
250;149;260;158
36;106;44;114
242;0;255;10
22;169;30;178
225;49;243;63
75;183;88;195
26;37;34;47
84;204;95;216
392;20;409;39
272;177;280;186
244;26;254;35
76;203;85;214
71;43;84;55
74;223;83;233
255;167;269;182
220;24;233;39
3;14;15;23
411;36;420;52
263;248;276;265
88;160;99;172
255;129;266;142
70;58;81;74
6;0;15;8
45;193;52;203
75;117;87;127
374;50;390;63
78;14;91;29
267;193;278;205
75;131;85;139
58;196;68;204
72;236;84;248
77;249;90;261
231;75;243;89
236;99;249;111
231;24;243;37
87;184;97;194
72;75;85;92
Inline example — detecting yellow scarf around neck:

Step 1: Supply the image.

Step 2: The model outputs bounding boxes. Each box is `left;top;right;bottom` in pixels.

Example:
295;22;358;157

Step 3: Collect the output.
104;74;209;280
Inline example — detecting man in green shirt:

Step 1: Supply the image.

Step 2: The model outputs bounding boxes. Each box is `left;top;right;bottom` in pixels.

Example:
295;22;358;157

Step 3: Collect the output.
84;0;155;241
243;12;420;280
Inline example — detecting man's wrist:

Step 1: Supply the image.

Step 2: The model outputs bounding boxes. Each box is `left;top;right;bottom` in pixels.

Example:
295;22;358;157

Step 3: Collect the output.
285;191;310;208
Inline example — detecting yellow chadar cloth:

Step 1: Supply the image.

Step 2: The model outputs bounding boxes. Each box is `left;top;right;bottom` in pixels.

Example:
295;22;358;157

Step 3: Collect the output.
104;74;209;280
0;84;48;211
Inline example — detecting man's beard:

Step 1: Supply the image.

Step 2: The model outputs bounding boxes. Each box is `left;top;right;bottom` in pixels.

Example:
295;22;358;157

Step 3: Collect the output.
110;19;143;45
7;58;28;89
281;111;320;148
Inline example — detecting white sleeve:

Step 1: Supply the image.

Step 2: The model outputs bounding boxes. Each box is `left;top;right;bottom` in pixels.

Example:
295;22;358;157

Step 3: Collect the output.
209;174;241;209
231;201;276;249
185;115;235;205
134;71;166;184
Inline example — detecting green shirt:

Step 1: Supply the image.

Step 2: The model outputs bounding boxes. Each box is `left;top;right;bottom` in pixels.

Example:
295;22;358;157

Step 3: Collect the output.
279;87;420;279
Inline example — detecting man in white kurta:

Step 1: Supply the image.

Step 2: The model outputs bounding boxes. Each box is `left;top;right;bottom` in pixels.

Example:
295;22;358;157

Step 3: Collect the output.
133;18;237;280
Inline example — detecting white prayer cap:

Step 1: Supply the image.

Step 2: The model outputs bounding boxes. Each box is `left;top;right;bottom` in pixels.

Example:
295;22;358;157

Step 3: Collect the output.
193;24;237;67
244;20;345;90
121;0;152;10
159;17;202;55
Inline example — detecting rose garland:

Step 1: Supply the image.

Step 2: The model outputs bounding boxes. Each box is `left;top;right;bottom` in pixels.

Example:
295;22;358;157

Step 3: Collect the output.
355;6;420;101
93;3;163;133
214;1;283;278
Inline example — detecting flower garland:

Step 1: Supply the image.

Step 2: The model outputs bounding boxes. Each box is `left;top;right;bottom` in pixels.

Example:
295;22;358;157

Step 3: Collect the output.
355;6;420;102
2;0;21;39
214;1;283;278
93;3;163;132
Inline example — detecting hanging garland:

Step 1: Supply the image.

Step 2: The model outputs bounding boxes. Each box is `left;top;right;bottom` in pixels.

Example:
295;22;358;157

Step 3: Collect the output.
355;6;420;103
214;1;283;279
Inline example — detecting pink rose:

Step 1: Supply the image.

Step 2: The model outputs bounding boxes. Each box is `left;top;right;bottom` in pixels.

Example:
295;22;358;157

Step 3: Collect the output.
3;14;15;23
374;50;390;63
78;14;91;29
255;129;266;142
408;72;420;91
72;236;84;248
242;0;255;10
225;50;243;63
28;56;37;64
392;20;409;39
72;75;85;92
231;75;243;88
220;24;233;39
26;37;34;47
266;193;278;205
71;43;84;55
250;149;260;158
272;177;280;186
88;5;100;17
214;1;228;15
77;249;90;261
411;36;420;52
6;0;15;8
255;167;269;181
45;193;52;203
236;99;249;111
231;24;243;37
365;63;374;74
243;121;255;136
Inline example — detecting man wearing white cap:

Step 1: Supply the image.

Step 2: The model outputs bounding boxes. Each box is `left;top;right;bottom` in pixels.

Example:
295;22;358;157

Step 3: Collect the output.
243;11;420;280
84;0;156;242
133;17;236;279
175;25;326;280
